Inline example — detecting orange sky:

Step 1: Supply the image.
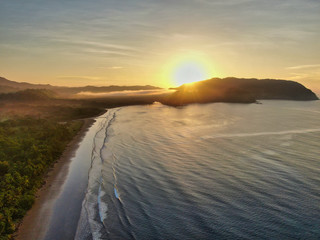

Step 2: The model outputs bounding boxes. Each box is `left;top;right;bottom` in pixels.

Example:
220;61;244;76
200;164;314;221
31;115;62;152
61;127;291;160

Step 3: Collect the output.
0;0;319;93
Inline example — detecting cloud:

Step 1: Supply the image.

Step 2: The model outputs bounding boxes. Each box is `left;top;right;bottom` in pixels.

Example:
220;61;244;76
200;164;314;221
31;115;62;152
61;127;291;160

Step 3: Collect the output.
193;0;255;6
57;76;102;81
52;39;138;52
97;66;124;70
110;66;123;69
82;48;136;57
108;66;124;69
286;64;320;70
48;38;141;58
285;64;320;92
76;89;173;97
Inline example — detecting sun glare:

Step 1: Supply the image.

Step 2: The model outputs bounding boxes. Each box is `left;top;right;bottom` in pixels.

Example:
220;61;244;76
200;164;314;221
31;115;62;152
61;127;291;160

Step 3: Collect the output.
162;53;214;87
173;61;207;86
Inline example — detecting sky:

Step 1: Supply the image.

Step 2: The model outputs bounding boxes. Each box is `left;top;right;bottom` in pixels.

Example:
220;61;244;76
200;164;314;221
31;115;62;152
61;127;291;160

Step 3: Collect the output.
0;0;320;91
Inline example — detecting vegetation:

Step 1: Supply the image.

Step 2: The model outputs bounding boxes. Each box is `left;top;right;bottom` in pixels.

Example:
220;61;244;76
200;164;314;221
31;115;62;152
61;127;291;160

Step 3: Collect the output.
163;77;318;106
0;118;83;239
0;89;57;101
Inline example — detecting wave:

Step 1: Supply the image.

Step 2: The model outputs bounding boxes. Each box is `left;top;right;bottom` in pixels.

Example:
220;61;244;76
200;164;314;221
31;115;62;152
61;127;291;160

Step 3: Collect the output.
202;128;320;139
75;108;120;240
112;153;121;201
98;183;108;223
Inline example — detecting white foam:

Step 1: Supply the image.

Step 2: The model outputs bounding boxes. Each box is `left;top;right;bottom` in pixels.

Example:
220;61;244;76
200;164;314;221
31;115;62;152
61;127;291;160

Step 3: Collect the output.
98;187;108;222
114;188;120;199
263;150;277;156
75;108;121;240
202;128;320;139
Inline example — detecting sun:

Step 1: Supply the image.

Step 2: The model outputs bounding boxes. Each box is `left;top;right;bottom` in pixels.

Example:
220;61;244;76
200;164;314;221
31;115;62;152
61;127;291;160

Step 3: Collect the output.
161;53;214;87
173;61;208;86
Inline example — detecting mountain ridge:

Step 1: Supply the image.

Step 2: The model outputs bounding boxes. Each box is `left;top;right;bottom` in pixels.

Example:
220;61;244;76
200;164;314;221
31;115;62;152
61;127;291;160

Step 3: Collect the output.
0;76;161;96
1;76;318;105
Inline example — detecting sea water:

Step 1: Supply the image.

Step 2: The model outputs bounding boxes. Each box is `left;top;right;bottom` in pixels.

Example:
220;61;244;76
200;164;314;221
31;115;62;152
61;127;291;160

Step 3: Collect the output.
75;100;320;239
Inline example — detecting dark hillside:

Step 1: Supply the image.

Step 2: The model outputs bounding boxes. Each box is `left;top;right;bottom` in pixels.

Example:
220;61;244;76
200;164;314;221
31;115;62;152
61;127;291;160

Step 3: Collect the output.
162;78;318;106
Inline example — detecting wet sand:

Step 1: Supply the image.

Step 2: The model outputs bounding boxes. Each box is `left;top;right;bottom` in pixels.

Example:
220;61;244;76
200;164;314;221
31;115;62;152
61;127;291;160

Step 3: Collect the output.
15;118;96;240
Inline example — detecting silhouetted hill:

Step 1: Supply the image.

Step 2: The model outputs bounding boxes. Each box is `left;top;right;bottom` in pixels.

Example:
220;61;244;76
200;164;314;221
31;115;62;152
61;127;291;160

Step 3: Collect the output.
162;78;318;106
0;76;161;96
1;76;318;107
0;89;57;101
0;77;51;92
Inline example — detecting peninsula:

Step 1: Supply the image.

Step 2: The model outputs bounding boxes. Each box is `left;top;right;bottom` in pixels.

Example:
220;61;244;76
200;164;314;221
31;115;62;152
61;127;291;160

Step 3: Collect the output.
162;78;319;106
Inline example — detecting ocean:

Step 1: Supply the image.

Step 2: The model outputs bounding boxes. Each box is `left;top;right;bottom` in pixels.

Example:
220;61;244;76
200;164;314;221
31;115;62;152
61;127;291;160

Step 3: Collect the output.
75;100;320;239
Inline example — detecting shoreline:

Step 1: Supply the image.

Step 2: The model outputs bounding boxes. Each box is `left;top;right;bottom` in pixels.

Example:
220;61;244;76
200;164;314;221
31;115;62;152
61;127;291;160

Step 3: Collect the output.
15;117;96;240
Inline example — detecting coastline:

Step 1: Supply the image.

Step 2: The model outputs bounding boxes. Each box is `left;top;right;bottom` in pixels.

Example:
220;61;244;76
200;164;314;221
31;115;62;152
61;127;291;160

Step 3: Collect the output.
15;118;96;240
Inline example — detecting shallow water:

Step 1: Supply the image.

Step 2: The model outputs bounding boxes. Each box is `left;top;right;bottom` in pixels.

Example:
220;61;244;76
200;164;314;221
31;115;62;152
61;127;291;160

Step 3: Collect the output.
76;100;320;239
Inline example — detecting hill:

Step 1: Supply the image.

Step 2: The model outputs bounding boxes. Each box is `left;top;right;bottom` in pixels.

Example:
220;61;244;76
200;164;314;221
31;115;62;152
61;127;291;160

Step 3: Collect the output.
162;78;318;106
0;77;161;96
0;89;57;101
1;76;318;108
0;77;51;92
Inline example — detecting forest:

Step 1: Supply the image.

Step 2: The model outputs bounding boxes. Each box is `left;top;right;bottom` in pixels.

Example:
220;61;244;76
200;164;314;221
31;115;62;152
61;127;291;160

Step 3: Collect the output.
0;118;82;239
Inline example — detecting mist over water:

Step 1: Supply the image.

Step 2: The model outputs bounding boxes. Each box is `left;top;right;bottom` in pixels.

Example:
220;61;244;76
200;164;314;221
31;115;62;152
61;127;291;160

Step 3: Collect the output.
76;101;320;239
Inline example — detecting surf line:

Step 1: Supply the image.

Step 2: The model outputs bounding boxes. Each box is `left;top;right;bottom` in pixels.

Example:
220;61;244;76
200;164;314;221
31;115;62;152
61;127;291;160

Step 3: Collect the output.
114;188;120;199
83;109;120;233
112;153;121;200
100;108;121;164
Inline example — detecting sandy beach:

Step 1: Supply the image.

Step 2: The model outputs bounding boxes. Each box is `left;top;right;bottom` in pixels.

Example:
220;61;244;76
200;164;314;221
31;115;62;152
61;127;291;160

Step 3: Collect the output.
15;118;95;240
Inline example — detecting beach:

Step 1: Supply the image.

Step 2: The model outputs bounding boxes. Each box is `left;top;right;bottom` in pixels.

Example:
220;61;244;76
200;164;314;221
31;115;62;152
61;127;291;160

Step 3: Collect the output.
15;118;96;240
